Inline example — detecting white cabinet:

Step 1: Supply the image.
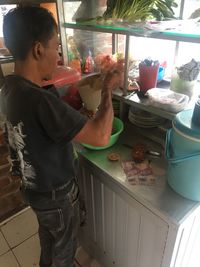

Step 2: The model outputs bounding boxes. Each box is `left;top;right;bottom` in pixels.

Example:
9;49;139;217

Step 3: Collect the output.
78;159;169;267
77;150;200;267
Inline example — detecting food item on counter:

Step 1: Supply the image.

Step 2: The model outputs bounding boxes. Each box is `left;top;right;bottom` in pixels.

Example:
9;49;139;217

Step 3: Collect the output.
108;152;120;161
122;160;155;185
132;143;146;163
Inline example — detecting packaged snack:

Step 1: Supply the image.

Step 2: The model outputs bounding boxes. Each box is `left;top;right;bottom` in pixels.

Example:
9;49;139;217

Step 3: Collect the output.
122;160;155;185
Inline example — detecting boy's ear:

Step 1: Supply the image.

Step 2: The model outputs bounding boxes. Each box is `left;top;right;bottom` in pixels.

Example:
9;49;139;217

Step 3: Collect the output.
32;42;44;60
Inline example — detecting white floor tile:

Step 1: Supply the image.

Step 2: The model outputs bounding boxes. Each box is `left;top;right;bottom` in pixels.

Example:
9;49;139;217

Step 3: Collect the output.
0;231;9;256
13;234;40;267
1;208;38;248
76;246;92;266
0;251;20;267
0;207;30;227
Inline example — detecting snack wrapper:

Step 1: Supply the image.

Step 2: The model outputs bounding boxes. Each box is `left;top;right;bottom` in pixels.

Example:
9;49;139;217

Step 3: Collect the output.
177;59;200;81
122;160;156;185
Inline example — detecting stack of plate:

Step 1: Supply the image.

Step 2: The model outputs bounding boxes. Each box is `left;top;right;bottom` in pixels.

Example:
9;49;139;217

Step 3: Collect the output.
128;106;166;128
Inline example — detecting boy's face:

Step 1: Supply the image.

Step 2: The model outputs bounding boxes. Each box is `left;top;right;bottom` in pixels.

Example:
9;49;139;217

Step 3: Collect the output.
39;30;60;81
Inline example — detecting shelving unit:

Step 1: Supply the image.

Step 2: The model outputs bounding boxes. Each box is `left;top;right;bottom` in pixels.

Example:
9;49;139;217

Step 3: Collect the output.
125;93;176;120
63;21;200;43
61;19;199;122
58;4;200;267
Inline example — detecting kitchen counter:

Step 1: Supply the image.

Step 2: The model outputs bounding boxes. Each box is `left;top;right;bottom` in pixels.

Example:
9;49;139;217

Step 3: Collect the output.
77;123;200;225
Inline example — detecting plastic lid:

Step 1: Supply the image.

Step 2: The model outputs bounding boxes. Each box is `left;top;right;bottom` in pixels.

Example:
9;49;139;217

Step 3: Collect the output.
173;109;200;139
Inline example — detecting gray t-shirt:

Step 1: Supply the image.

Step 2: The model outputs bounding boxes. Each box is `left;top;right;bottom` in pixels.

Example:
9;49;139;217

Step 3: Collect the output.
0;75;87;192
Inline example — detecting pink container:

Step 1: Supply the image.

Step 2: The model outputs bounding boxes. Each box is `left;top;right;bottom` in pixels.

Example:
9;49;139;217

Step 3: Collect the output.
139;63;159;93
42;66;81;88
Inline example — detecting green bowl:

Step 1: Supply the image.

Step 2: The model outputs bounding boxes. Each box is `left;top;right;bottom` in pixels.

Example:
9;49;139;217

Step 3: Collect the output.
82;117;124;150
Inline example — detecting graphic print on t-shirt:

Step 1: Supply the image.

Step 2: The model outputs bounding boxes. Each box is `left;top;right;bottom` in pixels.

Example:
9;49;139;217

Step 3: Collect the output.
6;120;36;187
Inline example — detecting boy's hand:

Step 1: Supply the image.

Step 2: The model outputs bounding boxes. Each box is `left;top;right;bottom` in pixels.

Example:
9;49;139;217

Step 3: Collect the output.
103;63;124;92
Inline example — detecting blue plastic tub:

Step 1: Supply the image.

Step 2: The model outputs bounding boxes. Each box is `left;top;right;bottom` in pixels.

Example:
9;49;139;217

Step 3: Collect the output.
165;110;200;201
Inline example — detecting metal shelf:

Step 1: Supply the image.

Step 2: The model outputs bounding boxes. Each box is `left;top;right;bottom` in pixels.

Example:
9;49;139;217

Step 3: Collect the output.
64;21;200;44
64;20;198;121
112;91;176;120
124;93;176;120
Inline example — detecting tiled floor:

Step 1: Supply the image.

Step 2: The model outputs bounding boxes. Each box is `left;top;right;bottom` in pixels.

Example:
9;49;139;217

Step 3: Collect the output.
0;207;102;267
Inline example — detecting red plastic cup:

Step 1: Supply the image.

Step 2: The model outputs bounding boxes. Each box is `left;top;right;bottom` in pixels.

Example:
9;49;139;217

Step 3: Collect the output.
139;63;159;93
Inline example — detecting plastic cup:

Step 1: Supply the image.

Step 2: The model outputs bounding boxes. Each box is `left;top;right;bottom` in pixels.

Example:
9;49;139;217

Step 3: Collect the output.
139;63;159;93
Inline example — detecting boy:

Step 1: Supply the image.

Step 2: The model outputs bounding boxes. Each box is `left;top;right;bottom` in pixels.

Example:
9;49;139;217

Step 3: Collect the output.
1;6;121;267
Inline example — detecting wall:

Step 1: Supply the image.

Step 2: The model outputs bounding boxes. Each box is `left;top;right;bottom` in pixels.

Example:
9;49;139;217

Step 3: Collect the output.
0;139;25;222
40;3;58;23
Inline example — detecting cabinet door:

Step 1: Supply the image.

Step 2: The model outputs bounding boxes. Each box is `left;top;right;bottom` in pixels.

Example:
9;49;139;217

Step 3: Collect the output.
137;209;169;267
79;162;169;267
113;192;139;267
109;190;168;267
79;165;95;245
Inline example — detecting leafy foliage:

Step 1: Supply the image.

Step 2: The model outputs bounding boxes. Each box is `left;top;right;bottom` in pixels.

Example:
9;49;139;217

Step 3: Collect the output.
190;8;200;19
103;0;177;21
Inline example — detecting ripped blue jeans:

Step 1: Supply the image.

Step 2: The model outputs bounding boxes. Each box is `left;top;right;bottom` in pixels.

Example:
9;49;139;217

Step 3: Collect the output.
21;180;80;267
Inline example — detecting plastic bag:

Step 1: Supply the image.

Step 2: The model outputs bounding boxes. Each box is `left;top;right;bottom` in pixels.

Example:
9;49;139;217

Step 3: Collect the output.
147;88;189;113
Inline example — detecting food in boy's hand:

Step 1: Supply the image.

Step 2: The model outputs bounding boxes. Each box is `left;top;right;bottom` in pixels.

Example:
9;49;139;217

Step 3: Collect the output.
80;107;95;119
94;53;125;89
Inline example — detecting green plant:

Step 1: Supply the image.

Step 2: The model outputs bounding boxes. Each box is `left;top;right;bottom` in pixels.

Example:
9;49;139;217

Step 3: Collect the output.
103;0;177;21
190;8;200;19
150;0;178;20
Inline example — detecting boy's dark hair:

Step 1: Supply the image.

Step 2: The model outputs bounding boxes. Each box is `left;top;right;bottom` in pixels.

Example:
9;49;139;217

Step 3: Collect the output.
3;6;57;60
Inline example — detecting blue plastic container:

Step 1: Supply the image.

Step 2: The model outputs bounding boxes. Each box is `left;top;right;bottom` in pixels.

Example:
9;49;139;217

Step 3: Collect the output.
157;66;165;82
165;109;200;201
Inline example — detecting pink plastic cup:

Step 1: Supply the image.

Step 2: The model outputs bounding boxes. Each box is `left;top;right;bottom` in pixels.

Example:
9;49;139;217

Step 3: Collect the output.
139;63;159;93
